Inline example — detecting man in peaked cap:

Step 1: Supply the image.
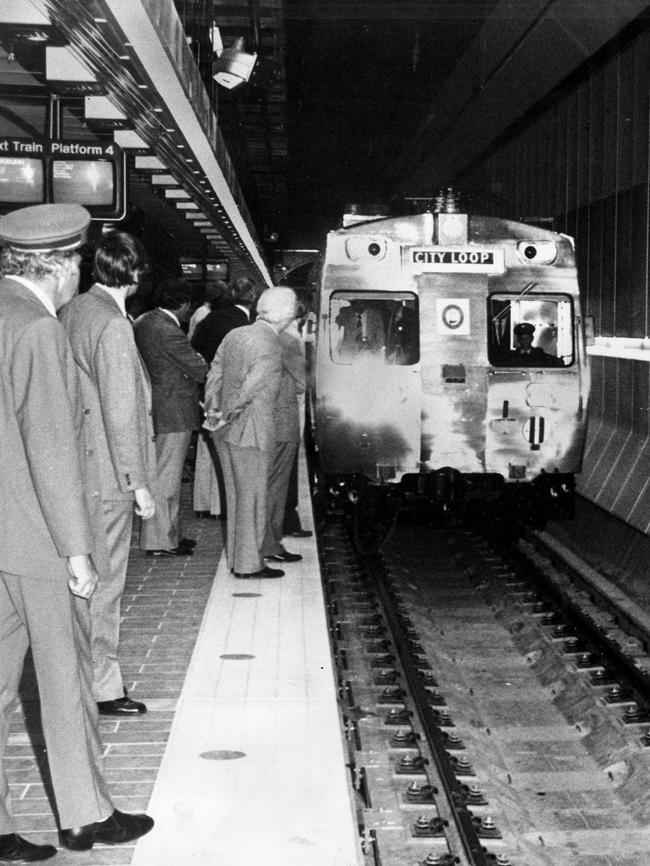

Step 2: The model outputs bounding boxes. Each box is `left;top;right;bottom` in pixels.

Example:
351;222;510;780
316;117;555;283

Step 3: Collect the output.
512;321;564;366
0;204;153;862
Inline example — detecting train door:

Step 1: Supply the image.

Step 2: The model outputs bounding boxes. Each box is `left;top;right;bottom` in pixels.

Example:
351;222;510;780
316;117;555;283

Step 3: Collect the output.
486;291;584;478
314;289;421;482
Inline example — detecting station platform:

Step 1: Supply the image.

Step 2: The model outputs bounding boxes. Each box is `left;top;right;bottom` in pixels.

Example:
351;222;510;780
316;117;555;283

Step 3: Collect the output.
6;452;361;866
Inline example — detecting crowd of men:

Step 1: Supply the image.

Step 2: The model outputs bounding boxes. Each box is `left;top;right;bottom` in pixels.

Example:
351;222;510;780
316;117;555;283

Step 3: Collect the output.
0;202;309;862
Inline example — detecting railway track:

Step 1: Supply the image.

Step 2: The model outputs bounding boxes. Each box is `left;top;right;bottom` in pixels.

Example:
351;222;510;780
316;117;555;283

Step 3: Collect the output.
316;512;650;866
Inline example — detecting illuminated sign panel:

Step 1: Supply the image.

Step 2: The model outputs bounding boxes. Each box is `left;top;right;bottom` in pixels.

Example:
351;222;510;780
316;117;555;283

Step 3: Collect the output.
0;138;125;220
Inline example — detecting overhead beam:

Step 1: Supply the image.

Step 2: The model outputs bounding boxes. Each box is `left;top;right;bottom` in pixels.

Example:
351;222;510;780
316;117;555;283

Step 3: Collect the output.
393;0;650;192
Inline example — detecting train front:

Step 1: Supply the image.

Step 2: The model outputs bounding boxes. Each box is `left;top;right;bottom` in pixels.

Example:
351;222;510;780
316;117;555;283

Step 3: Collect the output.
311;204;590;523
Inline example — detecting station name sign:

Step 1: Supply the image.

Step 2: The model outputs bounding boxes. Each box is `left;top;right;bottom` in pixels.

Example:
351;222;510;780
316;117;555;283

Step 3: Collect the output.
0;138;119;158
410;247;504;274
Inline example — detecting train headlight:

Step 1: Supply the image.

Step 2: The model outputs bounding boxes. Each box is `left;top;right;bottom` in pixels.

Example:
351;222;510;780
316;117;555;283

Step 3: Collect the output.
516;240;557;265
345;236;387;261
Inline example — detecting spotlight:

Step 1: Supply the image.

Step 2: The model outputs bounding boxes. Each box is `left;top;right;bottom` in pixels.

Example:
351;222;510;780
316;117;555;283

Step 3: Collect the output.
212;37;257;90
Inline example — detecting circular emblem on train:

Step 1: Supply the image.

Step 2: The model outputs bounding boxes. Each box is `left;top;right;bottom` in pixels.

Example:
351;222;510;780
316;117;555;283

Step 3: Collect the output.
436;298;470;335
442;304;464;329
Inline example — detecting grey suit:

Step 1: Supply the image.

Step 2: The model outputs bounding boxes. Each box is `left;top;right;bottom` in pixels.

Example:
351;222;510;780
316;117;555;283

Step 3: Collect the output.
0;276;113;833
261;328;306;556
204;320;283;574
60;284;156;702
134;308;208;549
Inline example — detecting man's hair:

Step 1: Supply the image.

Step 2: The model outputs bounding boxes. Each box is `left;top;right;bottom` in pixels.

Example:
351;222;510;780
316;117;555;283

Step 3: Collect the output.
205;280;230;307
0;246;75;282
155;277;195;310
231;276;258;305
256;286;297;325
94;231;146;288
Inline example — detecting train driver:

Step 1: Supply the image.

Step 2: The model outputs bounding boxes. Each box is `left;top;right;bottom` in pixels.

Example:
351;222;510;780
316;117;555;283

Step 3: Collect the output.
512;322;564;366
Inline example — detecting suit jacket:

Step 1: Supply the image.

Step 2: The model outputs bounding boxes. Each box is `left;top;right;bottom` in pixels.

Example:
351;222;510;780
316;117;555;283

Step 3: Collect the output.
204;319;282;453
274;329;306;443
0;277;93;577
60;284;156;501
191;303;249;364
133;308;208;434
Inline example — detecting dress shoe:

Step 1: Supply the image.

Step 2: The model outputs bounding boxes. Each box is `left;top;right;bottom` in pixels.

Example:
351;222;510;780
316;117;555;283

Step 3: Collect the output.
60;809;154;851
0;834;56;862
234;565;284;579
285;529;313;538
265;548;302;563
146;545;193;557
179;537;196;548
97;696;147;716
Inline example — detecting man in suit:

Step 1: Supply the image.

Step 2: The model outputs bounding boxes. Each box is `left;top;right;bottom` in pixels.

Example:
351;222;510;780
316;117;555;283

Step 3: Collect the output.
203;287;297;578
0;204;153;860
191;275;259;518
191;275;257;364
134;278;208;556
336;298;386;361
261;314;307;564
60;231;156;717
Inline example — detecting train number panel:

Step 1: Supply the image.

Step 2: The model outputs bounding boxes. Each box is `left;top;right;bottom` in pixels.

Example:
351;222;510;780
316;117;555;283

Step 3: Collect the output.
310;207;590;523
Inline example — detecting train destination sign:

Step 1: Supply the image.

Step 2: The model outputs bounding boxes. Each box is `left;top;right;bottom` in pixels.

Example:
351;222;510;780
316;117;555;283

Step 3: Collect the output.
410;247;504;273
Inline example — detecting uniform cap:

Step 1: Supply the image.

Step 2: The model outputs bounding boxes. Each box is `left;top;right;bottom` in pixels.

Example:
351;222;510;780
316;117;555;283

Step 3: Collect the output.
514;322;535;336
0;203;91;253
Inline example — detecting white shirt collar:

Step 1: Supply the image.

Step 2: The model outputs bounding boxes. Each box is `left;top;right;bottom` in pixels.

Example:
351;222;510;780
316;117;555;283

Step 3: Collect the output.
235;303;250;320
95;283;128;317
159;307;181;327
6;274;56;317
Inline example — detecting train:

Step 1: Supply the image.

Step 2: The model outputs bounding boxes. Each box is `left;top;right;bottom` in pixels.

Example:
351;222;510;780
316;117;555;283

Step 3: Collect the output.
304;193;591;529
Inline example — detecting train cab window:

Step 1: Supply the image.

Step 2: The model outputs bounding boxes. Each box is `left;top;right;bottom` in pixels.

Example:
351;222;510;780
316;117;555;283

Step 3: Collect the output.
329;291;419;365
488;294;574;368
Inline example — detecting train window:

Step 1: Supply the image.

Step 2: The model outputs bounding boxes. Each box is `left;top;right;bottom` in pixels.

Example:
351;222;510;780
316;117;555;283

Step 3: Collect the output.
330;291;419;365
488;294;574;367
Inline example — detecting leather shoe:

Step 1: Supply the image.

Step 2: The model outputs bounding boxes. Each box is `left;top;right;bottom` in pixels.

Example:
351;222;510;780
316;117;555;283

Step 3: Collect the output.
179;537;196;548
285;529;313;538
265;548;302;563
234;565;284;579
97;696;147;716
0;834;56;862
60;809;154;851
146;545;193;557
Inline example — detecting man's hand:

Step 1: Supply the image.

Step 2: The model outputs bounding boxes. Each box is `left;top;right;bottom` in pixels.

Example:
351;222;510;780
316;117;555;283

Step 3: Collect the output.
67;554;99;599
134;486;156;519
202;408;227;432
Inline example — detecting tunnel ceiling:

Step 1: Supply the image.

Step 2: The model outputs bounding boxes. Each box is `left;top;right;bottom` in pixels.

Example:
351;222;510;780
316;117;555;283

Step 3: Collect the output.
1;1;649;270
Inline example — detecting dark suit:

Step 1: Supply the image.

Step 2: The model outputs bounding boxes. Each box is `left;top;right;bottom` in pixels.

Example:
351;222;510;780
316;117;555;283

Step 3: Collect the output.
191;303;249;364
204;320;283;574
60;284;156;702
0;276;112;833
192;304;250;516
134;308;208;549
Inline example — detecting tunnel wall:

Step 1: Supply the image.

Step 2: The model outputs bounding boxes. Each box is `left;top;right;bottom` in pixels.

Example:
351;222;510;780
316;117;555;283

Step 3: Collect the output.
459;24;650;535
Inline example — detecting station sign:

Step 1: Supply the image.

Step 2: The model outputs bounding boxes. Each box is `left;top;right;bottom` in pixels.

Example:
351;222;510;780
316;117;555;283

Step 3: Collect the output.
0;138;119;158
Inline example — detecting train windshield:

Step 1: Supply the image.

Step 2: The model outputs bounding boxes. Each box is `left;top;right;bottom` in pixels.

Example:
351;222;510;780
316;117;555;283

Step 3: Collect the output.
329;291;419;365
488;293;574;368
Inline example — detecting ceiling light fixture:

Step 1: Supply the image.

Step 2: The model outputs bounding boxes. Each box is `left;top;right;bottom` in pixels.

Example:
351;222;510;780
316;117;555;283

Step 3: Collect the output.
212;36;257;90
